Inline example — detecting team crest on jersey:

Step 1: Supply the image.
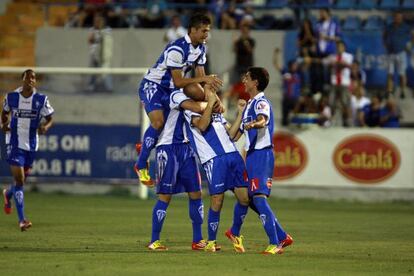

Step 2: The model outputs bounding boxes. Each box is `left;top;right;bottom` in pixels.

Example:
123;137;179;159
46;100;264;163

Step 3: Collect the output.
198;205;204;220
259;214;267;226
156;210;166;222
157;150;168;180
250;178;259;192
144;82;158;102
255;100;269;112
209;222;219;232
211;113;223;123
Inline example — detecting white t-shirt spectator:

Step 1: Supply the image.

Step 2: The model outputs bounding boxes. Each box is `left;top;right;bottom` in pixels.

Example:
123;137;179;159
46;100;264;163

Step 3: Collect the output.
350;95;370;126
328;52;353;87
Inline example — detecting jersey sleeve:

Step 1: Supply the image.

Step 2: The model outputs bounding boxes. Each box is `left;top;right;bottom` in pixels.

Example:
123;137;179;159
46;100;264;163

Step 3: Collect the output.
170;90;190;110
2;95;10;112
254;99;271;124
40;96;54;117
166;46;185;69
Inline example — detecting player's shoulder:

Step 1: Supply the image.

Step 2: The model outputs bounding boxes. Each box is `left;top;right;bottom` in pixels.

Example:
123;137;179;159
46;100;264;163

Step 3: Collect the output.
254;95;272;110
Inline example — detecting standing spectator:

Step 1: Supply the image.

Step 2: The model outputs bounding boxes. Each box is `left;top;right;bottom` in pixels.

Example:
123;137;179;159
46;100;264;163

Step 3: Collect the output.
326;40;353;126
315;9;341;94
359;94;382;127
380;96;400;128
164;15;187;43
297;19;317;93
87;15;113;92
273;48;301;126
350;80;370;127
232;23;255;83
383;11;411;98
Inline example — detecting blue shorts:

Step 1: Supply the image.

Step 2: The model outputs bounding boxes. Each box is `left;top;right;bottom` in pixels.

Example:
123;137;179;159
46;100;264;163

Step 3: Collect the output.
202;152;248;195
138;79;170;114
155;143;201;195
246;148;274;197
6;145;35;168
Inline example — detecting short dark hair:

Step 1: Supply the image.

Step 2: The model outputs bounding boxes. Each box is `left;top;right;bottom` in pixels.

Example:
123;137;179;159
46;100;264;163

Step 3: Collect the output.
22;69;34;79
248;67;269;92
188;13;211;30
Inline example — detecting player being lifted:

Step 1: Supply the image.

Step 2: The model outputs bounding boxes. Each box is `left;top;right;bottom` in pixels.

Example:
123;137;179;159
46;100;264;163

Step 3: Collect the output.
147;89;210;251
135;13;223;186
184;87;250;253
233;67;293;254
2;69;54;231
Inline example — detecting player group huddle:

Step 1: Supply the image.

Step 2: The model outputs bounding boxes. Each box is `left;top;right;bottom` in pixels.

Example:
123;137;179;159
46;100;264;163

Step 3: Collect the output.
1;13;292;255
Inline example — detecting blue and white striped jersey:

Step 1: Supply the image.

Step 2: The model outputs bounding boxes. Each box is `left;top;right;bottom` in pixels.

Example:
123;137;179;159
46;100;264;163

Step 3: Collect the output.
156;90;190;146
240;92;274;152
3;88;54;151
184;110;237;164
144;34;207;90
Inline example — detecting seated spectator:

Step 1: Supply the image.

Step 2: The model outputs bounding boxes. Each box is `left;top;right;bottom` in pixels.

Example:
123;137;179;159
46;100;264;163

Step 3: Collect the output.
359;94;382;127
317;95;332;127
273;48;302;126
350;80;370;127
139;0;167;28
349;60;366;92
380;96;400;128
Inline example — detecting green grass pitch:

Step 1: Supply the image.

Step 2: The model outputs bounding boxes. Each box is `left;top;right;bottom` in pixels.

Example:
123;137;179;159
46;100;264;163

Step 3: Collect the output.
0;192;413;275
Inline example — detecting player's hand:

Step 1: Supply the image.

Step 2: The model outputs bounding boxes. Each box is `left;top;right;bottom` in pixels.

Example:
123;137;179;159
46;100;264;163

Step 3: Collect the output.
206;89;218;107
204;74;223;91
1;124;10;132
244;120;256;130
213;98;225;113
237;99;246;113
38;124;48;134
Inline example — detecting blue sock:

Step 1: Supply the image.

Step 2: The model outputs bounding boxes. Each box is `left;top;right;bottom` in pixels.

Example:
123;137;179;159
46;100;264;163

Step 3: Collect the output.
230;202;248;236
136;126;160;169
189;198;204;242
250;199;286;241
13;185;25;222
151;200;169;243
207;208;220;241
253;197;279;245
274;217;287;242
5;184;14;200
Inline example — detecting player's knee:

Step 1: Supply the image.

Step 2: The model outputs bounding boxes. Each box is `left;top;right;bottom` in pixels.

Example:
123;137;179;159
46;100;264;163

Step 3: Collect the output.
151;119;164;131
238;196;249;207
211;195;224;211
158;194;172;203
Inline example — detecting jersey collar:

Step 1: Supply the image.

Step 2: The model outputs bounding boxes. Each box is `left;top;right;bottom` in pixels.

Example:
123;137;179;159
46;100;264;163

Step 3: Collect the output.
253;92;264;100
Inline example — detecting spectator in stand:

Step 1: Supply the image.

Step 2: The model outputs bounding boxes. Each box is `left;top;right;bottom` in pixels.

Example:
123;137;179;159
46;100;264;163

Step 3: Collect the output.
380;96;400;128
359;94;382;127
208;0;228;28
273;48;301;126
232;23;255;83
317;95;332;128
87;15;113;92
164;15;187;43
350;80;370;127
383;11;411;98
297;19;317;93
139;0;167;28
326;40;353;127
315;9;341;94
349;60;366;92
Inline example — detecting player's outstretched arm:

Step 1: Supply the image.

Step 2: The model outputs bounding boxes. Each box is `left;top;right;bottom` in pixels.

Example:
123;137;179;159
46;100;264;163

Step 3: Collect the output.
227;99;246;141
244;114;267;130
171;69;223;91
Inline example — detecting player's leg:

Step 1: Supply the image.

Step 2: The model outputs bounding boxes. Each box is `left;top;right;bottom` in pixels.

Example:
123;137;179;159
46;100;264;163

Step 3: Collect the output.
397;51;407;98
148;194;171;250
3;145;15;214
10;165;32;231
135;80;167;185
206;193;224;250
387;54;395;94
179;145;205;250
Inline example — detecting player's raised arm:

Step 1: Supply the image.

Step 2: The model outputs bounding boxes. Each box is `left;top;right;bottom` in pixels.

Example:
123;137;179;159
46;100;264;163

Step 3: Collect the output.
190;87;217;132
227;99;246;141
